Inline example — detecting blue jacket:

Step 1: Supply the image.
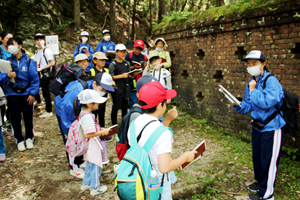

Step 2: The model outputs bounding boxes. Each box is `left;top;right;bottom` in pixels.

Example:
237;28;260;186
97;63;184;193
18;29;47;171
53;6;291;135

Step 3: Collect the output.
233;70;286;132
1;53;40;96
95;40;116;65
0;45;12;60
54;79;94;135
73;43;94;72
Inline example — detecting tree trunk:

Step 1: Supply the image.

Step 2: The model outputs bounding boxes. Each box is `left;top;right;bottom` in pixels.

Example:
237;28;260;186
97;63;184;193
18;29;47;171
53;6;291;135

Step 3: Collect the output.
170;0;174;13
188;0;194;12
74;0;80;30
109;0;117;42
128;5;131;39
158;0;166;23
215;0;224;7
131;0;136;39
149;0;152;35
181;0;188;11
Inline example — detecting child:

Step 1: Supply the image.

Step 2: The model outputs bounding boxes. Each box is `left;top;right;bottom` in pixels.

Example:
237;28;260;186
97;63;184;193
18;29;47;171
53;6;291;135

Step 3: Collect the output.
73;31;94;72
90;52;109;77
128;81;197;199
95;30;116;69
109;44;130;125
73;89;109;196
143;53;172;90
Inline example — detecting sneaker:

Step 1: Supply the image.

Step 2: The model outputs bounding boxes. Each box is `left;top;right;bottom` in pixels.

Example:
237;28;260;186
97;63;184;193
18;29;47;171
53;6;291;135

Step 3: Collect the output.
17;141;26;151
80;183;90;191
39;112;53;118
248;182;260;192
0;154;5;161
70;168;85;179
90;185;107;196
25;138;34;149
2;127;8;136
80;162;86;169
104;137;112;142
248;193;274;200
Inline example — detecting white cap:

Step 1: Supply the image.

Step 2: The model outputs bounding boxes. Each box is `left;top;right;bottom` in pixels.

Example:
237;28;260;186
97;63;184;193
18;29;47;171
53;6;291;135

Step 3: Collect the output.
115;44;126;51
80;31;89;36
103;29;110;34
78;89;107;104
94;72;115;92
74;54;88;62
150;170;158;177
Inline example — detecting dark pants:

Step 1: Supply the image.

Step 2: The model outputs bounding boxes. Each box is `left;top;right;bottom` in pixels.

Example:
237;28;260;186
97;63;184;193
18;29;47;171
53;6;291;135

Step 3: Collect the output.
93;102;106;128
56;113;84;170
40;77;52;112
252;127;284;198
111;94;129;125
35;94;41;104
7;95;34;143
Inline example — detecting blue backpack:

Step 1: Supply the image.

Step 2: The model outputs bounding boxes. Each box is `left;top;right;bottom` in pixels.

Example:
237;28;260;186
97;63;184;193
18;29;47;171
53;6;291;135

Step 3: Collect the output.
115;120;172;200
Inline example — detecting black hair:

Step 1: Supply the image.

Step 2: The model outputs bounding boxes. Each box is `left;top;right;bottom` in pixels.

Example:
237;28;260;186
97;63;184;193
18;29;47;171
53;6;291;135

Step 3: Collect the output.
73;97;87;117
135;47;143;51
7;37;26;54
1;31;13;40
139;100;166;114
149;56;160;64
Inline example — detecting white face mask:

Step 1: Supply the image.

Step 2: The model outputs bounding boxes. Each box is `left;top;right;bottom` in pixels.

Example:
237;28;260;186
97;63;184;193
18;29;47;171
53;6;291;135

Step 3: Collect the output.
142;48;148;55
156;47;163;52
153;64;160;70
35;40;45;48
247;65;262;76
104;36;110;41
82;37;88;43
97;90;107;97
8;45;20;55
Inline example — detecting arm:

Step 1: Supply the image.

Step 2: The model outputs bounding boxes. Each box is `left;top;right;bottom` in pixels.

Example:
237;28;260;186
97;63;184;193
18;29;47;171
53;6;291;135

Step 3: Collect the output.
250;77;283;109
109;62;128;80
158;151;197;174
84;128;109;138
162;51;172;69
162;106;177;127
73;45;79;59
38;60;54;71
28;59;40;97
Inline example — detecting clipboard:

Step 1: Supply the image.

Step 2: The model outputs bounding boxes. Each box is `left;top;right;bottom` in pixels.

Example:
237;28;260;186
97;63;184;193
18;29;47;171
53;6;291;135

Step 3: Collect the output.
0;59;15;83
218;85;242;108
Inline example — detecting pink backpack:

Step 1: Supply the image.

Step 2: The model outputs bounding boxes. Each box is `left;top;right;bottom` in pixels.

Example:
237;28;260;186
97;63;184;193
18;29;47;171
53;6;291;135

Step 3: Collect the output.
65;111;90;157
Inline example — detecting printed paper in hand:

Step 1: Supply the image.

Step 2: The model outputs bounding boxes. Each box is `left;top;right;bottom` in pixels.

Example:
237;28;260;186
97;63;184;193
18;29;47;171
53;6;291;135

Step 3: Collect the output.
218;85;242;108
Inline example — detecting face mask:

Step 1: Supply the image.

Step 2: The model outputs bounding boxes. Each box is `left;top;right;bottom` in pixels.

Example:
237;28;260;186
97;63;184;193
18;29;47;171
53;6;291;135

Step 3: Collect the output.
35;40;45;48
247;65;262;76
8;45;20;55
142;48;148;55
156;47;163;52
82;37;88;43
153;64;161;70
127;50;133;53
97;90;107;97
104;36;110;41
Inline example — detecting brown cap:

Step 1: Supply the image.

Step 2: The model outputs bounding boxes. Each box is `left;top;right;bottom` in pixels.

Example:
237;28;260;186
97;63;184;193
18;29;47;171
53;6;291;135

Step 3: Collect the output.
93;52;108;60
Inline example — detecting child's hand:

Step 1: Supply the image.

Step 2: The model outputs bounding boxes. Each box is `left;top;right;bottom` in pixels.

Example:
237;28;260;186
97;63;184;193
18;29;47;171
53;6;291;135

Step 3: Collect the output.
101;128;110;136
122;73;129;78
184;151;197;163
64;134;68;140
165;106;178;122
8;70;16;78
249;80;257;92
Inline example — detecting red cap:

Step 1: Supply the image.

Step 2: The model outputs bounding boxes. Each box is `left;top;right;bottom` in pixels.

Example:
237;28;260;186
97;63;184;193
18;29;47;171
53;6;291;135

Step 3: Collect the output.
138;81;177;109
134;40;144;49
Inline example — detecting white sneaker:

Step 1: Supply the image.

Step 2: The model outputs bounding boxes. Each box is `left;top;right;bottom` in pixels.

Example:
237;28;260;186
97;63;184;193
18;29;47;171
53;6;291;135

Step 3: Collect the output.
17;141;26;151
25;138;34;149
39;112;53;118
80;183;90;191
70;168;85;179
90;185;107;196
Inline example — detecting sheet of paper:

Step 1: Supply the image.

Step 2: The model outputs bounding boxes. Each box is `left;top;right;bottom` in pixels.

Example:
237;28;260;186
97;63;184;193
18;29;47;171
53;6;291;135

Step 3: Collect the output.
0;60;15;83
46;35;59;55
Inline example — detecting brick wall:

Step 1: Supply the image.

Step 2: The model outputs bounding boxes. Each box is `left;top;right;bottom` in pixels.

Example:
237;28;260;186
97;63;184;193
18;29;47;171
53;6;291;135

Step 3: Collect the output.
154;1;300;148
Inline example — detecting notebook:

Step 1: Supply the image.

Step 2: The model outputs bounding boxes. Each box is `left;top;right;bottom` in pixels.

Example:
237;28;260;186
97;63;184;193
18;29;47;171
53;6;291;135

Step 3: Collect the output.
180;140;206;170
0;59;15;83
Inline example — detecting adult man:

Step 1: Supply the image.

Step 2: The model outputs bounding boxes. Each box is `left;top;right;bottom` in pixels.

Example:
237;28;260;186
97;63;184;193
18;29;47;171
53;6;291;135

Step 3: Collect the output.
95;30;116;69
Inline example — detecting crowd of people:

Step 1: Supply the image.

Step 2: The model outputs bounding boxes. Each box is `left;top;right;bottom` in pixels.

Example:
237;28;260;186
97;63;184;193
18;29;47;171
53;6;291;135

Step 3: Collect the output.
0;29;286;200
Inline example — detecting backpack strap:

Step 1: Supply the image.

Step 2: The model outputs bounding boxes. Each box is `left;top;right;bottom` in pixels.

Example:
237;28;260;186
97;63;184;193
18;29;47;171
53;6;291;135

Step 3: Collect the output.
0;46;3;59
90;68;96;76
129;51;133;59
43;48;48;65
262;74;273;89
129;119;138;146
144;54;147;61
137;120;156;142
143;126;173;153
104;68;109;73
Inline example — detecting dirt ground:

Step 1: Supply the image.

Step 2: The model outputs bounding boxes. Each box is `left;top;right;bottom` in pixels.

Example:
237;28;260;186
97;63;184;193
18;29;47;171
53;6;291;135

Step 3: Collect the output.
0;98;254;200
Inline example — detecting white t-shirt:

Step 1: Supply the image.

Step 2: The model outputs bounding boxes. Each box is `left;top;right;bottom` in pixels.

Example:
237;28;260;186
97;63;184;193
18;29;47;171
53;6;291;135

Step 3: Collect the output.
127;114;172;176
143;68;172;89
34;47;54;68
80;111;103;168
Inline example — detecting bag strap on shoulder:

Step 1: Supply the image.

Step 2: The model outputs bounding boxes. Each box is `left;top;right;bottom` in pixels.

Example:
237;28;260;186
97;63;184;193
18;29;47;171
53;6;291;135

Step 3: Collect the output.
137;120;156;142
262;74;273;89
143;126;173;153
129;51;133;59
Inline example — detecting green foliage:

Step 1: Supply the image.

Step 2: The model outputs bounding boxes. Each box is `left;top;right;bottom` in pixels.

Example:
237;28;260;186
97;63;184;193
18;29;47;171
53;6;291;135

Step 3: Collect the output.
55;19;75;31
154;0;289;32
